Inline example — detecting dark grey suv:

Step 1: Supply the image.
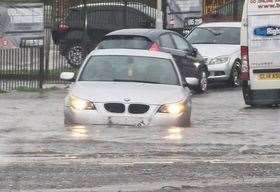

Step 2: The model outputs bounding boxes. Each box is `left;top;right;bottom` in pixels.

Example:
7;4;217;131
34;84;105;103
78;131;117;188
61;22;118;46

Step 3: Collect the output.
52;3;156;67
97;29;209;93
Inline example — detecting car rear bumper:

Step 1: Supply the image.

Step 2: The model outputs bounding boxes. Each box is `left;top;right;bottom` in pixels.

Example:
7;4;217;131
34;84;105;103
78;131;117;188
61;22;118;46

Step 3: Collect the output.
250;89;280;105
242;81;280;105
64;107;191;127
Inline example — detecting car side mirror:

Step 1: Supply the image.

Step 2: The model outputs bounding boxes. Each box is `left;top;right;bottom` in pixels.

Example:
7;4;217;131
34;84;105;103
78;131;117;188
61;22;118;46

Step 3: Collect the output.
60;72;75;82
185;77;199;86
192;48;198;57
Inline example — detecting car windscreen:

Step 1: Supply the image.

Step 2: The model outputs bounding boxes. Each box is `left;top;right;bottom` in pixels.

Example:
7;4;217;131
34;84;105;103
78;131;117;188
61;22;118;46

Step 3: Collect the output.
98;36;152;50
79;55;179;85
187;27;240;45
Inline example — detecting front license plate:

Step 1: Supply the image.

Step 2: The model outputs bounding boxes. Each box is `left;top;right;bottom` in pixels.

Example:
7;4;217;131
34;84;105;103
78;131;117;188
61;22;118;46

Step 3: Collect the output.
135;120;148;128
108;117;149;127
258;73;280;80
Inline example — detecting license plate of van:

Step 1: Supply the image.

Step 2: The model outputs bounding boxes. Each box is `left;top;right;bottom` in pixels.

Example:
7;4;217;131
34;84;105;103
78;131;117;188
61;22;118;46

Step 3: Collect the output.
258;73;280;80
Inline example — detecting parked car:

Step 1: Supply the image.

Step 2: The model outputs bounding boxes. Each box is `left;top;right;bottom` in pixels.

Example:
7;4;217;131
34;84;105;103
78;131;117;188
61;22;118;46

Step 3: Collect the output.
52;2;156;67
97;29;209;93
240;0;280;106
186;22;241;86
61;49;193;127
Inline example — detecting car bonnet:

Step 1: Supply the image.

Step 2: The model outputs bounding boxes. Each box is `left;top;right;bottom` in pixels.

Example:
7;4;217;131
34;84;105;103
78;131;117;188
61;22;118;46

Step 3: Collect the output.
70;81;188;105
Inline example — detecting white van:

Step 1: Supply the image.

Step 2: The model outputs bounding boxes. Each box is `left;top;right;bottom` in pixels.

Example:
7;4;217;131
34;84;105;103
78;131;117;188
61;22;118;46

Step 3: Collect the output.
241;0;280;106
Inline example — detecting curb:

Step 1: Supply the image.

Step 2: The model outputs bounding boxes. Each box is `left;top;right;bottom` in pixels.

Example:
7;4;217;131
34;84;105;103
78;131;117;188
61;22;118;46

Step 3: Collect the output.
42;84;69;90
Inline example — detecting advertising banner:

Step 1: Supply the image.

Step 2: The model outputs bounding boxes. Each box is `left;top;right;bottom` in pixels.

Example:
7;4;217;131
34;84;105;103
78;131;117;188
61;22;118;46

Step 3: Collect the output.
248;0;280;15
0;3;44;48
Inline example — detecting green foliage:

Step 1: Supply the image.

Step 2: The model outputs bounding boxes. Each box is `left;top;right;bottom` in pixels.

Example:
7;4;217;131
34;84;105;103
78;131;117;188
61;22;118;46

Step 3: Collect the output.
15;86;59;92
15;86;41;92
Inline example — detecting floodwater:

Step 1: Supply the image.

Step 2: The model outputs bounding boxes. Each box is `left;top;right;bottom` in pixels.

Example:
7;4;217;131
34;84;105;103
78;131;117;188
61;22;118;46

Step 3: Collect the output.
0;86;279;191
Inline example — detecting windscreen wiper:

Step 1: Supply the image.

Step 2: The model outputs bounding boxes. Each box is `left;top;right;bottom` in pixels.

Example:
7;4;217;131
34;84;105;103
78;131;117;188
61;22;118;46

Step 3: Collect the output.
192;42;218;44
113;79;161;84
201;28;222;36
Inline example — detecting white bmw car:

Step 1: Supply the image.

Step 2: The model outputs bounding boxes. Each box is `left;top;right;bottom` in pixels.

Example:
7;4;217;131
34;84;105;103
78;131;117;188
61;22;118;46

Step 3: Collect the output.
187;22;241;86
61;49;193;127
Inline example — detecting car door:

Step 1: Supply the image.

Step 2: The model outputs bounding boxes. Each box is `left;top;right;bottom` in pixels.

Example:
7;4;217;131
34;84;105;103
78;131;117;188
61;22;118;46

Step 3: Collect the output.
158;33;176;53
170;33;199;79
158;33;188;76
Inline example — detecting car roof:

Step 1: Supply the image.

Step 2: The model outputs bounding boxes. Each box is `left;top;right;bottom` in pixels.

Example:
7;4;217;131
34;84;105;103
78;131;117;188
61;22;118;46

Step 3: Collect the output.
105;29;175;40
70;3;156;18
198;22;241;28
90;49;174;60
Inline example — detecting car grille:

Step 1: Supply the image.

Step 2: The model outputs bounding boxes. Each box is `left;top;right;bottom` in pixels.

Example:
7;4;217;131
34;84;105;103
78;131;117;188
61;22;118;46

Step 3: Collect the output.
104;103;125;113
128;104;150;114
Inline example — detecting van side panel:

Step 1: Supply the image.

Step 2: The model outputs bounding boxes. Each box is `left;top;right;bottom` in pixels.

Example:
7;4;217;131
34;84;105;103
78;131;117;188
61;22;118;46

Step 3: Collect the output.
240;0;248;48
247;1;280;90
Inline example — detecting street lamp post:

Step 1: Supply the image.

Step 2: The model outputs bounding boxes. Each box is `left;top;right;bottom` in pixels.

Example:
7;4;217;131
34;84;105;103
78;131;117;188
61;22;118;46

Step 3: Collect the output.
156;0;163;29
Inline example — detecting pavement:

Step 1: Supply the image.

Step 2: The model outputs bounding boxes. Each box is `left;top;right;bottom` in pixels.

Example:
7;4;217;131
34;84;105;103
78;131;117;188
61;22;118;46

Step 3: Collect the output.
0;85;279;192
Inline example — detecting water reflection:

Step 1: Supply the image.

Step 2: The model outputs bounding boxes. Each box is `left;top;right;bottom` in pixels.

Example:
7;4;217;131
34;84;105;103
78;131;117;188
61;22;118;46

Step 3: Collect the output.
164;127;184;141
69;125;88;139
66;124;188;143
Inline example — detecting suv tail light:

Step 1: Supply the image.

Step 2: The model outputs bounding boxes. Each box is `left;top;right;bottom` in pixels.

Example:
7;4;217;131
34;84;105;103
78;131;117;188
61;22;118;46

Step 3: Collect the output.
0;37;8;46
58;21;70;33
240;46;250;80
149;42;160;51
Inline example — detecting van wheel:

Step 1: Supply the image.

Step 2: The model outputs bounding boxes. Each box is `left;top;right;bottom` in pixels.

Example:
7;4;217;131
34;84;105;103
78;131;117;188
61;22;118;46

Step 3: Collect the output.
242;81;255;106
195;69;208;93
229;62;241;87
66;42;85;68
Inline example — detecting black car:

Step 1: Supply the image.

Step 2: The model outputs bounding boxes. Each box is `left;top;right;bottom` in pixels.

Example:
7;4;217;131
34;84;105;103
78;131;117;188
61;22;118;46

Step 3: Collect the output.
51;3;156;67
97;29;209;93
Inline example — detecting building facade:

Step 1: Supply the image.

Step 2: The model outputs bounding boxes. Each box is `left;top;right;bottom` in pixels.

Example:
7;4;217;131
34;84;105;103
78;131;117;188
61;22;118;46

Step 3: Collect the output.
203;0;232;14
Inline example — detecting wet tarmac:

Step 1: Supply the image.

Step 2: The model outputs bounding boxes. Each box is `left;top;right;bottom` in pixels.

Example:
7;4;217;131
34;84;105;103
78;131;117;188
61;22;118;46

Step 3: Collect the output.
0;86;279;191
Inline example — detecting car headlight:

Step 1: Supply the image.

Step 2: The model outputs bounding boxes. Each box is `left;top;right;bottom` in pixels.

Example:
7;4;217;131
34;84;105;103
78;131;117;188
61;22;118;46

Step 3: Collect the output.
209;56;230;65
67;96;96;110
158;100;187;115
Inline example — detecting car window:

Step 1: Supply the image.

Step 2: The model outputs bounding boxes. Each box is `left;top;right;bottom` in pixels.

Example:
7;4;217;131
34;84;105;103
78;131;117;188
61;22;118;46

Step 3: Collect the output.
79;55;179;85
171;34;192;51
87;7;123;29
66;9;83;28
86;6;155;29
159;34;175;49
187;27;241;45
98;36;152;50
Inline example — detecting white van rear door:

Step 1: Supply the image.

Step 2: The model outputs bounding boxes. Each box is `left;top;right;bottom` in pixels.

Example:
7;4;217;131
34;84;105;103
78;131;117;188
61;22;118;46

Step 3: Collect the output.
248;1;280;90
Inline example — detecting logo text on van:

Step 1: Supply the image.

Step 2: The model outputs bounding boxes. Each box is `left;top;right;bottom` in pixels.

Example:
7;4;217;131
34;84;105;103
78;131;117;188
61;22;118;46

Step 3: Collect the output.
254;26;280;37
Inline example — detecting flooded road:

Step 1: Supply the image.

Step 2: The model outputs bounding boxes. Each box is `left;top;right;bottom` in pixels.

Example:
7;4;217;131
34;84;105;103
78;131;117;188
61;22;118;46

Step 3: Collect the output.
0;87;279;191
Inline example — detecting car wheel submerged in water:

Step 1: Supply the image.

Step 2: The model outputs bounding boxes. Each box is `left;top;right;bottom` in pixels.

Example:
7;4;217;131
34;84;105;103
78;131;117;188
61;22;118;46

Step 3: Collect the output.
229;62;241;87
242;80;257;107
195;69;208;93
66;42;85;68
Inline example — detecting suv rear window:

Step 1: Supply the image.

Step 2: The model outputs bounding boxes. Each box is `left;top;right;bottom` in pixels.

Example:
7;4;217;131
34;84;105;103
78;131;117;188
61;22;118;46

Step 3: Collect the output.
98;36;152;50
